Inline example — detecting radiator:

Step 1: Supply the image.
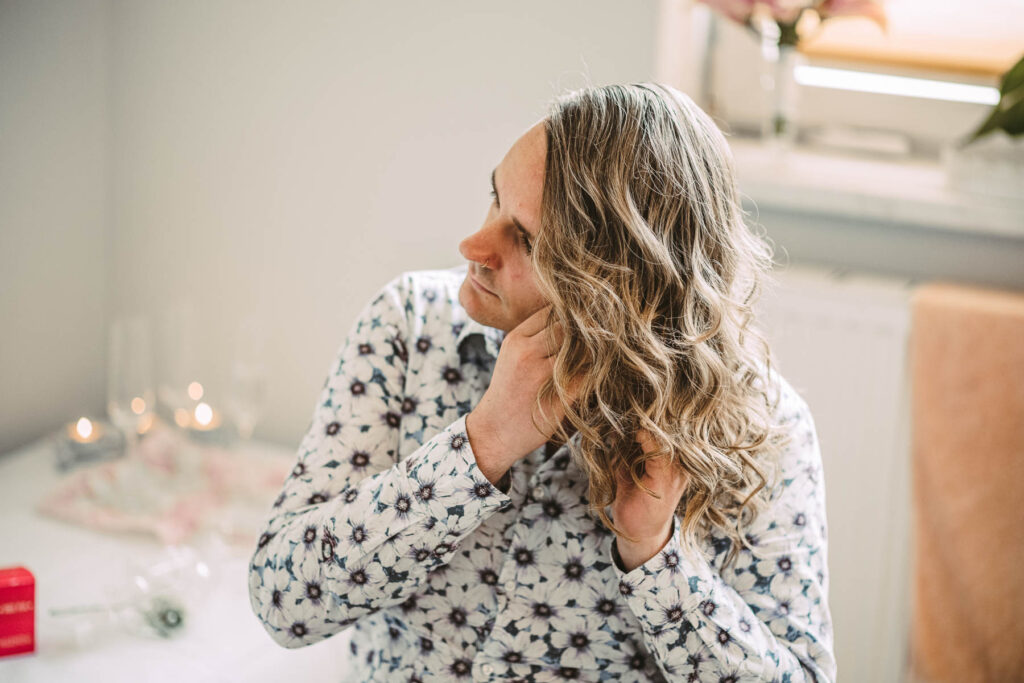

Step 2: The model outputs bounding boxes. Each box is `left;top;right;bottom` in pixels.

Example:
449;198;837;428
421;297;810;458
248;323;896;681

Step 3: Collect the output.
756;264;914;683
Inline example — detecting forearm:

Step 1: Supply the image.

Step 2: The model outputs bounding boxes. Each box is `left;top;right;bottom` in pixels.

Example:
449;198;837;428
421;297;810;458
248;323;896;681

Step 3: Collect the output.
613;516;836;682
249;415;512;648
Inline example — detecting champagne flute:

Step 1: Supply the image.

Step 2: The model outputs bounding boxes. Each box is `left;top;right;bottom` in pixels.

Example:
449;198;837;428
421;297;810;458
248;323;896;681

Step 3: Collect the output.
227;360;266;441
107;315;156;452
226;314;267;442
157;300;199;428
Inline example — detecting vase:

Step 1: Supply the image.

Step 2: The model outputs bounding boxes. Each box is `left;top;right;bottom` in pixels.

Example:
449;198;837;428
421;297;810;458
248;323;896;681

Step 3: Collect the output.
759;36;802;150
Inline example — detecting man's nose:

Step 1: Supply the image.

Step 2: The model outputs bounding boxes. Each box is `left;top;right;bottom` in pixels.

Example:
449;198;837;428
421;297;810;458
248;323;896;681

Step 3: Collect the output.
458;225;502;270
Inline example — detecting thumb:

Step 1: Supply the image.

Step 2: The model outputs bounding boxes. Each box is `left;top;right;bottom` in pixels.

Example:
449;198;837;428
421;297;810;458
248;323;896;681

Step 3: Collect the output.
562;375;584;405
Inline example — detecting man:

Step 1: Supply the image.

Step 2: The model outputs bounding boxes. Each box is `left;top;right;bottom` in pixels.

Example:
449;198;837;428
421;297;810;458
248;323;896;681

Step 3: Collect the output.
249;83;836;682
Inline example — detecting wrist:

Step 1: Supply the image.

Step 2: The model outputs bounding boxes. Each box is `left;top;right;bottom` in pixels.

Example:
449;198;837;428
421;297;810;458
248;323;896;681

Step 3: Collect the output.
465;411;514;487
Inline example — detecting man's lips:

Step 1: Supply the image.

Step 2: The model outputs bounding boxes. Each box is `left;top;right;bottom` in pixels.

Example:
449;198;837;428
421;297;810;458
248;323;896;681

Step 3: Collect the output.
470;272;496;296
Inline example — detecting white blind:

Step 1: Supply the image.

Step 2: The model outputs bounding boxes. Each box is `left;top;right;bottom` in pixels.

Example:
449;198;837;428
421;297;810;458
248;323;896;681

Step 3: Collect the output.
800;0;1024;77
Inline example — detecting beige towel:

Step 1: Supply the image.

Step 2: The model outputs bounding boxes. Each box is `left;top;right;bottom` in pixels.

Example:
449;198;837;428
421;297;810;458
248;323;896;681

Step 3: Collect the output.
910;281;1024;683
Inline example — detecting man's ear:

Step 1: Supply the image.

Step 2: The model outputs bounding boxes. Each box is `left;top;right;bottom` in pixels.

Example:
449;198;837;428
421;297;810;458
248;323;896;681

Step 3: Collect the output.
636;429;658;455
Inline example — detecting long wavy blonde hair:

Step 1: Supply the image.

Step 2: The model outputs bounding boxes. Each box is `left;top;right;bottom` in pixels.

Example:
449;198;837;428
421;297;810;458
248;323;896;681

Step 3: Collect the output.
534;83;791;571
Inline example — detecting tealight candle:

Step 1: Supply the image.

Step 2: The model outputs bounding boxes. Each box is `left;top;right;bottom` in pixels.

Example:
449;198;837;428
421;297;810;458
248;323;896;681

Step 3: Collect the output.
183;401;230;445
191;402;222;431
56;416;124;471
67;417;104;444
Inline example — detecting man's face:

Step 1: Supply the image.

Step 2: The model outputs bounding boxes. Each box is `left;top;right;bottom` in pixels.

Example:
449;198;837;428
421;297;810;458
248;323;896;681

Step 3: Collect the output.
458;121;548;333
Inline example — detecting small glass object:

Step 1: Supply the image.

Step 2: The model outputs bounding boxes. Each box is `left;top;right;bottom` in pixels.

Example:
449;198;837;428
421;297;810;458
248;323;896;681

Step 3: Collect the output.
107;315;156;451
157;300;200;426
226;360;266;441
45;545;213;644
758;16;804;152
225;314;267;442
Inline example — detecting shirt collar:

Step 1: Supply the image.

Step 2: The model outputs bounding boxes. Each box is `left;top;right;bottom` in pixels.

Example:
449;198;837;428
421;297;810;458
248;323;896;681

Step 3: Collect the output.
456;316;505;361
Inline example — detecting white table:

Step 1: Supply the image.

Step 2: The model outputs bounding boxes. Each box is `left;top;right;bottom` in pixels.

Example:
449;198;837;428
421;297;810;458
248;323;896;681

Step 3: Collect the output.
0;433;352;682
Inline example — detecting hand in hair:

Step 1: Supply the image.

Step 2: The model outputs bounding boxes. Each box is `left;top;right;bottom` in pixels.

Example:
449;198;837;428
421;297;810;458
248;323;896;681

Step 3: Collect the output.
610;431;690;572
465;304;571;485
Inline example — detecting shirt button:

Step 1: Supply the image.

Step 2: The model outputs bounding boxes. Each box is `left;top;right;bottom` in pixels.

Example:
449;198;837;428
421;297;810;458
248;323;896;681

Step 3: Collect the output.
481;663;494;676
504;580;515;594
531;485;545;500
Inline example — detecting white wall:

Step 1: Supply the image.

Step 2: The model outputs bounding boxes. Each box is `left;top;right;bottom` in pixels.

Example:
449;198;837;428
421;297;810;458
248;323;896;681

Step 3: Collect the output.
0;0;112;455
0;0;656;453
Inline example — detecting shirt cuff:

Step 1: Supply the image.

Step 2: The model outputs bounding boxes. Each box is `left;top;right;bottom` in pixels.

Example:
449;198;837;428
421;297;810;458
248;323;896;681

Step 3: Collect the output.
383;413;514;556
611;515;721;635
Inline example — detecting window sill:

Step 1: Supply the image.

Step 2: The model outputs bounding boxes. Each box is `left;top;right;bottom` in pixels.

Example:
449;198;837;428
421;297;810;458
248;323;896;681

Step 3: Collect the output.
728;136;1024;241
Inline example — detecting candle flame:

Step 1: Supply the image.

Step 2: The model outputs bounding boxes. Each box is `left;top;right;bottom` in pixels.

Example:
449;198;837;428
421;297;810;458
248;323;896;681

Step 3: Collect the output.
76;417;93;439
138;412;155;434
131;397;146;415
194;402;213;426
188;382;204;401
174;408;191;428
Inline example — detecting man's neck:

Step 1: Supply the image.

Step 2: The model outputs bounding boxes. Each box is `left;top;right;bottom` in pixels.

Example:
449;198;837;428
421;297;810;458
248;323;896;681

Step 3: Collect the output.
544;440;560;459
544;423;578;458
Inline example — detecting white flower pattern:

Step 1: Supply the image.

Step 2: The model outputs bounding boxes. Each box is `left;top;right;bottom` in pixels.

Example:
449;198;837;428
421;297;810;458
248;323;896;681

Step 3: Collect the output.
248;265;836;682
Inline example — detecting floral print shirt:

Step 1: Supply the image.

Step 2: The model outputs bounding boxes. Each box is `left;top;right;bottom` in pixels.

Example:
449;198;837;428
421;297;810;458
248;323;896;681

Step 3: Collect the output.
248;265;836;682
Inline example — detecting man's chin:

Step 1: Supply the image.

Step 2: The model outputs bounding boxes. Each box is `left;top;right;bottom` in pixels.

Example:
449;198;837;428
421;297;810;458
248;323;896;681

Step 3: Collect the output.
457;278;485;319
459;279;506;331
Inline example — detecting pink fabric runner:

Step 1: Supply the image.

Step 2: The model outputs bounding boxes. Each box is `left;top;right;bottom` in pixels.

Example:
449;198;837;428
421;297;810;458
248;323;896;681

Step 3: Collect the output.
37;424;291;546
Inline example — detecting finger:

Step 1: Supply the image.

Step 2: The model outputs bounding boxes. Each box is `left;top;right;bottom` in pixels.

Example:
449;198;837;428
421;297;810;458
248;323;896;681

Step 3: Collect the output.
614;461;659;503
541;320;564;357
641;455;689;496
516;304;553;338
562;374;584;403
543;357;582;406
613;461;634;490
641;453;673;479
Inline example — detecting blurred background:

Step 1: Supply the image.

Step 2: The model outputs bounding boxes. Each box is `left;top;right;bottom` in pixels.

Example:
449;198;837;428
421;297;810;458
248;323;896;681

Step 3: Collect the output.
1;0;1022;681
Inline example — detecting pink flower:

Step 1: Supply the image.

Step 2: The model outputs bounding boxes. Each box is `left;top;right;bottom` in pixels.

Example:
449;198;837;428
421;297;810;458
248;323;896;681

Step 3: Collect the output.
815;0;887;30
698;0;817;27
695;0;757;25
766;0;816;24
698;0;887;38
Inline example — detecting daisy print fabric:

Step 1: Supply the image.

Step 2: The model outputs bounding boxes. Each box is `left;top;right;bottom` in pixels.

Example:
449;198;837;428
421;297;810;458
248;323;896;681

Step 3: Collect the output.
248;265;837;682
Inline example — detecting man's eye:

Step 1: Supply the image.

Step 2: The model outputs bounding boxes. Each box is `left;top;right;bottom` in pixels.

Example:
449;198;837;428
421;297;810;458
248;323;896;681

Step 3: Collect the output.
489;189;498;204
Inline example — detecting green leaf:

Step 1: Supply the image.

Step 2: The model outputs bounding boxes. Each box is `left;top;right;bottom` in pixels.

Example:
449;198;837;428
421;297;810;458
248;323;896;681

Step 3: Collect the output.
966;107;1003;144
1000;52;1024;96
966;95;1024;145
964;52;1024;146
1000;96;1024;136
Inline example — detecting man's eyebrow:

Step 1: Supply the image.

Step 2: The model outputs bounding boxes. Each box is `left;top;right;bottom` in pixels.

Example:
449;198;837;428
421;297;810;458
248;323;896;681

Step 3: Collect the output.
490;168;535;241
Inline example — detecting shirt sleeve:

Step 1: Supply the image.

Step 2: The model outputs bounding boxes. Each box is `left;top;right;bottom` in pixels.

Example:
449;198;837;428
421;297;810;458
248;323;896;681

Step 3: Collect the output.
611;400;836;682
247;274;512;649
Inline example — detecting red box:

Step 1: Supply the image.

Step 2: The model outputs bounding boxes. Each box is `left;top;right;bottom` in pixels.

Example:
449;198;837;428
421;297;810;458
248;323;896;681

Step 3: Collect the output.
0;566;35;658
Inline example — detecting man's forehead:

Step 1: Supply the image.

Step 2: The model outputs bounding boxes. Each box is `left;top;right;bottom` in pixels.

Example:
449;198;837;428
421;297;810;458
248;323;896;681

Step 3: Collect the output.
509;121;546;171
496;121;546;234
